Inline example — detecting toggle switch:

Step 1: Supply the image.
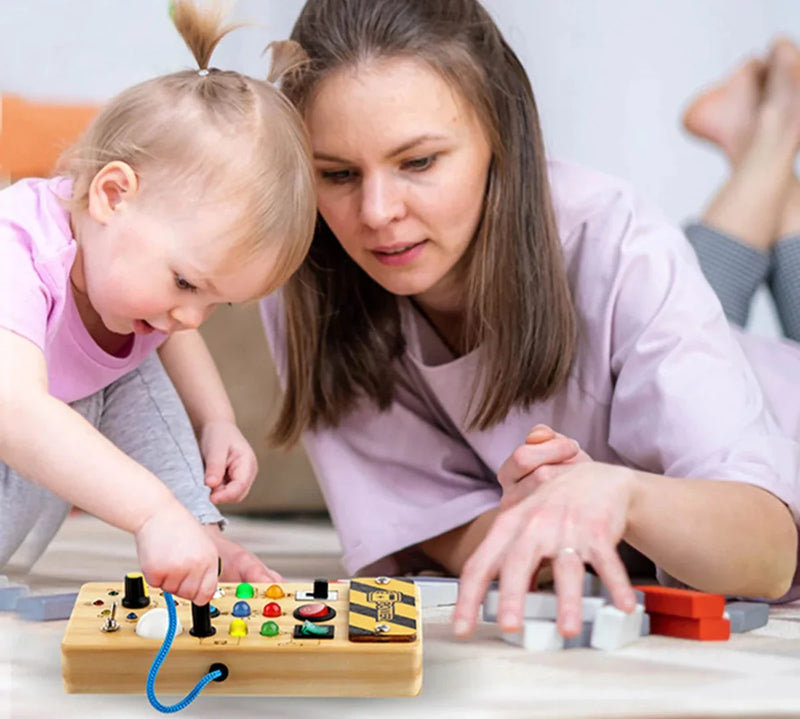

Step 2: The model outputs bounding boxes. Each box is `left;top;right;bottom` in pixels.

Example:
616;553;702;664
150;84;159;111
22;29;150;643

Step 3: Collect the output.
313;579;328;599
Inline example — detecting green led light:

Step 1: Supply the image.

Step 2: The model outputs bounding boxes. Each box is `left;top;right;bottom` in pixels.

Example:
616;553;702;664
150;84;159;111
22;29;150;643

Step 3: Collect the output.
260;621;280;637
235;583;255;599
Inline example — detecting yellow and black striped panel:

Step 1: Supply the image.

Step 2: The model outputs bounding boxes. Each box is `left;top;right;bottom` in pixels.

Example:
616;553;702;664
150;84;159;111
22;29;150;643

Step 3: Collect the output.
348;578;418;642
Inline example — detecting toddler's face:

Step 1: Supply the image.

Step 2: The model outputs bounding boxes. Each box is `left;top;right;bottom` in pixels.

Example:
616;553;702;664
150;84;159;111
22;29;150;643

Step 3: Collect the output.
78;194;277;337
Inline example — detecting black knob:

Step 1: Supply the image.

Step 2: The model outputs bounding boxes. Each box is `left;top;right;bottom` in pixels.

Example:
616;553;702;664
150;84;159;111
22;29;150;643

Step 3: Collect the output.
122;572;150;609
190;603;216;638
313;578;329;599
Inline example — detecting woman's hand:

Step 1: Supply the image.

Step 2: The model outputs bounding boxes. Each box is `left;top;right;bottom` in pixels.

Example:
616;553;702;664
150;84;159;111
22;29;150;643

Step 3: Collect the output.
454;460;639;638
498;424;591;510
198;420;258;504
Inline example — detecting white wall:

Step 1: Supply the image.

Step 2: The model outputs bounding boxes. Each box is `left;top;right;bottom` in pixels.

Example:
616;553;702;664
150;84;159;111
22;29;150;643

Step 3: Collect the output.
2;0;798;333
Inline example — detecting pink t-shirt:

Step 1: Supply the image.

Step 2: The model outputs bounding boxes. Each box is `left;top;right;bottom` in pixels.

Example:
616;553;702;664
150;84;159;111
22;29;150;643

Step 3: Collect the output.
0;177;166;403
261;160;800;584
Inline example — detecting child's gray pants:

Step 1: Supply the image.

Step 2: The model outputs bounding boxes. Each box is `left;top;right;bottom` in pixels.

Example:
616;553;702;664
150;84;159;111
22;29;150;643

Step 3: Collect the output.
0;352;223;571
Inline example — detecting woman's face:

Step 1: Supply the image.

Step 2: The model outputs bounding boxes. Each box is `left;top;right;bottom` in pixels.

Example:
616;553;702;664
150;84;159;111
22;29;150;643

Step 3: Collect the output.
305;57;492;311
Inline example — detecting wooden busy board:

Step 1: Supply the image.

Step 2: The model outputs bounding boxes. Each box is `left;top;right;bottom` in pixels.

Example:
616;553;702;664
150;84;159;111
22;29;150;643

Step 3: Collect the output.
61;577;422;697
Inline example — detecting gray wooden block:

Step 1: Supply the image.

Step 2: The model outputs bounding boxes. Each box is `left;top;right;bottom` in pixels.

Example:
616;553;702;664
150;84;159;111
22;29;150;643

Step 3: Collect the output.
16;592;78;621
641;612;650;636
583;574;603;597
600;583;645;606
0;584;29;611
564;621;593;649
482;589;605;623
725;601;769;633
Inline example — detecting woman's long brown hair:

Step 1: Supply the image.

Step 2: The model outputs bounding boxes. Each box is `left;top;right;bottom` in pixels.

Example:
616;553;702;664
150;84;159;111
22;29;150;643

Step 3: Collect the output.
271;0;575;446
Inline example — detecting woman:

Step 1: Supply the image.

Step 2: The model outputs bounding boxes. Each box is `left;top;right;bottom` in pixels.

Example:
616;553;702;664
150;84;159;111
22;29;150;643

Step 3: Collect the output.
261;0;800;638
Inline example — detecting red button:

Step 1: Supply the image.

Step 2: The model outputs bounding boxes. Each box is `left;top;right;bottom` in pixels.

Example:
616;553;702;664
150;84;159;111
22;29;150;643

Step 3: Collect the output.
297;602;330;618
263;602;281;618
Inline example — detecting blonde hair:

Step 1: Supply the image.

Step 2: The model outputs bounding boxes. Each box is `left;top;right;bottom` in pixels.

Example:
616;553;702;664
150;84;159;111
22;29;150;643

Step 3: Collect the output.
58;0;315;291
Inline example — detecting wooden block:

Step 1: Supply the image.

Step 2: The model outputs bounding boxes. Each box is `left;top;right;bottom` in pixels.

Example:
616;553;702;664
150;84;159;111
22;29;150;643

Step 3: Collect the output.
641;612;650;636
482;590;605;623
725;601;769;633
0;584;29;611
413;577;459;608
590;604;644;650
16;592;78;621
563;622;593;649
61;579;422;697
633;585;725;619
648;612;730;641
582;574;603;597
502;620;564;651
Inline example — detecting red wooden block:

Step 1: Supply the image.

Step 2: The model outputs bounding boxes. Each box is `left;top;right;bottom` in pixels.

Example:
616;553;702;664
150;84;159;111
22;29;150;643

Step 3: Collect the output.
633;585;725;619
648;612;730;641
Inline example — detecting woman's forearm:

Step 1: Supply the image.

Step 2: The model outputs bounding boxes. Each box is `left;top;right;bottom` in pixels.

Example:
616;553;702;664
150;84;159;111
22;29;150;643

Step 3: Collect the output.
626;472;797;599
420;509;499;575
421;472;797;600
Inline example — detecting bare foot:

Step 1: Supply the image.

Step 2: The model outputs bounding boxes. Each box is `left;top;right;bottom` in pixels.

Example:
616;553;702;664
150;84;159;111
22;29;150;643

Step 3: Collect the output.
683;57;766;163
759;38;800;148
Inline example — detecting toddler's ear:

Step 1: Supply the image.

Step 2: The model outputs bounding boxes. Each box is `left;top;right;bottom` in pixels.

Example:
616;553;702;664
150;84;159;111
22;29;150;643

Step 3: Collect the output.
87;161;139;224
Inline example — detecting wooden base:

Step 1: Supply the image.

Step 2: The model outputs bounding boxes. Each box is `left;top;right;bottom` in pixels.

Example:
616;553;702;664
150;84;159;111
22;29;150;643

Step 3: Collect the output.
61;579;422;697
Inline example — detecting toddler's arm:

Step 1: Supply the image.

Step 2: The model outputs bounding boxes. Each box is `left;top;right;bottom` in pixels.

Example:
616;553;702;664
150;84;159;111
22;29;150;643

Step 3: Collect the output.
158;329;258;504
0;328;219;604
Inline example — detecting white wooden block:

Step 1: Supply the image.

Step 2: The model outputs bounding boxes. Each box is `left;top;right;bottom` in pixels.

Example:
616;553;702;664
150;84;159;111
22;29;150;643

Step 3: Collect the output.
414;578;460;608
483;590;605;623
590;604;644;650
502;620;564;651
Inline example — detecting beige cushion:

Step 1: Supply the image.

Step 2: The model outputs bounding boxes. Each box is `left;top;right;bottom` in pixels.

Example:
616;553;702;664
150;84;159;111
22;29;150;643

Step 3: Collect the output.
198;304;325;514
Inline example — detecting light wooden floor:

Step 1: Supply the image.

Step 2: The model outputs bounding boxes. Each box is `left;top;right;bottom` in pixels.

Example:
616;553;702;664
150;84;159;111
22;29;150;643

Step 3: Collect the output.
5;513;800;718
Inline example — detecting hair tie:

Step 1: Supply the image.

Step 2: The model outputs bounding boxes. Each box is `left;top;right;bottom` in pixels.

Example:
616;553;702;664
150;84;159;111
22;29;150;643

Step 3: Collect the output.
198;68;210;77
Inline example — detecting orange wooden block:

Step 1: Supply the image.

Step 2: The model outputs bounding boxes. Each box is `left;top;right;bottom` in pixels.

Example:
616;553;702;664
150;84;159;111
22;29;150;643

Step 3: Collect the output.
633;585;725;619
0;94;98;179
648;612;730;641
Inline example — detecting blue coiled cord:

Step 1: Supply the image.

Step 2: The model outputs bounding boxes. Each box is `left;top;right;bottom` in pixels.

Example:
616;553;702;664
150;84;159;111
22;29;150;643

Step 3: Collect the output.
146;591;221;713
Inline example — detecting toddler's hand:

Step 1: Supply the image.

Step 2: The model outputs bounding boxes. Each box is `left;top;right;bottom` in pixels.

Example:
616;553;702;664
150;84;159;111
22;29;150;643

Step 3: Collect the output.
134;504;219;605
205;524;283;584
498;424;591;509
199;420;258;504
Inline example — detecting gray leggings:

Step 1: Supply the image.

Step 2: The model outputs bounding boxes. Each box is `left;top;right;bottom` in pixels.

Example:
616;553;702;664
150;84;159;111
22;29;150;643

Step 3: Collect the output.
0;352;223;572
687;223;800;341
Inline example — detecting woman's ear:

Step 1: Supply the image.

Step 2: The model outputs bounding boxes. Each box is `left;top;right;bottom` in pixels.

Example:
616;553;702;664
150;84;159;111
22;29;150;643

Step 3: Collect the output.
86;161;139;224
